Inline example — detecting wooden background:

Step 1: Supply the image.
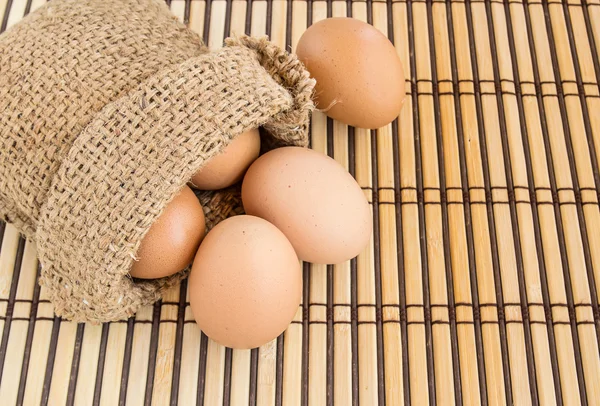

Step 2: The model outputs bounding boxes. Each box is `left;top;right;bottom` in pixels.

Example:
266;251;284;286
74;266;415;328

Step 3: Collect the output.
1;0;600;405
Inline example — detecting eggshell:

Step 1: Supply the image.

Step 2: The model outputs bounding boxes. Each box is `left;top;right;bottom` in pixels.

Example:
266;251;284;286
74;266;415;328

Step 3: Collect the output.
242;146;372;264
191;128;261;190
189;215;301;349
296;17;405;129
130;186;205;279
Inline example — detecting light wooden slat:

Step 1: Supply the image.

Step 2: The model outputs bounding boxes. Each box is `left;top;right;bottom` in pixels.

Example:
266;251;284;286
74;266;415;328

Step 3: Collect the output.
178;303;201;405
204;338;226;406
230;349;251;406
151;285;180;406
47;321;78;405
74;324;103;406
4;0;26;29
189;0;207;37
171;0;186;22
125;306;154;406
100;323;128;406
208;0;227;49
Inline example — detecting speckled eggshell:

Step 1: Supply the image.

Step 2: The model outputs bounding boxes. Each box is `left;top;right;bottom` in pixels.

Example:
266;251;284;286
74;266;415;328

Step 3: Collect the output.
130;186;206;279
190;128;261;190
188;215;301;349
242;146;372;264
296;17;405;129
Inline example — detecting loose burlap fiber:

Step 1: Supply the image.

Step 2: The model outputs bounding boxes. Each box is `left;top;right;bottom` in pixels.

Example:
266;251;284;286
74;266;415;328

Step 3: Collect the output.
0;0;315;322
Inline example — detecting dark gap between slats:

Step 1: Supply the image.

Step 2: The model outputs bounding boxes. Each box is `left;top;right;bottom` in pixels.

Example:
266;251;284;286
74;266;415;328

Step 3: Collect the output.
503;1;565;403
484;1;539;403
408;2;437;405
425;2;463;404
464;1;514;403
522;1;589;403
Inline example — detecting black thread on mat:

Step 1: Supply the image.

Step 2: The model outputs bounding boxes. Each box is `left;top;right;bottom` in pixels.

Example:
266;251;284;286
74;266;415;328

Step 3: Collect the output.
0;236;25;381
184;0;192;24
408;2;436;404
348;127;360;406
522;0;588;404
326;113;335;406
203;0;213;43
118;317;135;406
484;1;539;403
169;280;188;406
40;316;62;406
221;347;233;406
389;5;412;406
143;302;162;406
23;0;34;16
503;1;565;403
425;2;463;404
221;2;236;402
464;1;514;404
366;2;386;405
0;222;5;250
0;0;13;33
541;1;597;402
16;263;42;406
274;333;285;406
193;332;208;405
65;323;85;406
266;0;273;36
559;0;600;347
300;261;310;406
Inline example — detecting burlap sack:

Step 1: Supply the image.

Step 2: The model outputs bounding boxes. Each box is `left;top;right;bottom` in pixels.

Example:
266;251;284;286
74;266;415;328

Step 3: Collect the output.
0;0;315;322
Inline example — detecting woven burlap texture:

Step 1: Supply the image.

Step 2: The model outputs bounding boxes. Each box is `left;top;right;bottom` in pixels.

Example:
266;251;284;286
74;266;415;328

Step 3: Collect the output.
0;0;315;323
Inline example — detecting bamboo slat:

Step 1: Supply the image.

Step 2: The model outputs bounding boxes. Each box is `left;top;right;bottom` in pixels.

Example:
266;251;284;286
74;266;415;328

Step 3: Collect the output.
1;0;600;405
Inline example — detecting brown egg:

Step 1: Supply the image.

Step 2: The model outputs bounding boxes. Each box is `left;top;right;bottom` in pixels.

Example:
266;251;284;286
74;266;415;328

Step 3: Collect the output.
242;146;372;264
189;215;301;349
130;186;205;279
191;128;261;190
296;17;405;129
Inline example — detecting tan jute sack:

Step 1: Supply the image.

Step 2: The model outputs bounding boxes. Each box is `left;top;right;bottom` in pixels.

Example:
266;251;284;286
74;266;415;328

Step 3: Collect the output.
0;0;315;322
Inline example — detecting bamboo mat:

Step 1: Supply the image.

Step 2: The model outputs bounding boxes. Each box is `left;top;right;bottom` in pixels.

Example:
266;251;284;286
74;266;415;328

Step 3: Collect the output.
1;0;600;405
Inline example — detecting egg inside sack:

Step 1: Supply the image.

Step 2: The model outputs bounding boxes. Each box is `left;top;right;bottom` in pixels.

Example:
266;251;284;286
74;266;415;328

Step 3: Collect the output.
190;128;261;190
296;17;405;129
188;215;302;349
129;186;206;279
242;146;372;265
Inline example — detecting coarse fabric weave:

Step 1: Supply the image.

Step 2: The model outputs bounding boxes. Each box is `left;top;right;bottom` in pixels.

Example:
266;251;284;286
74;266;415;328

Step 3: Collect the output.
0;0;315;322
